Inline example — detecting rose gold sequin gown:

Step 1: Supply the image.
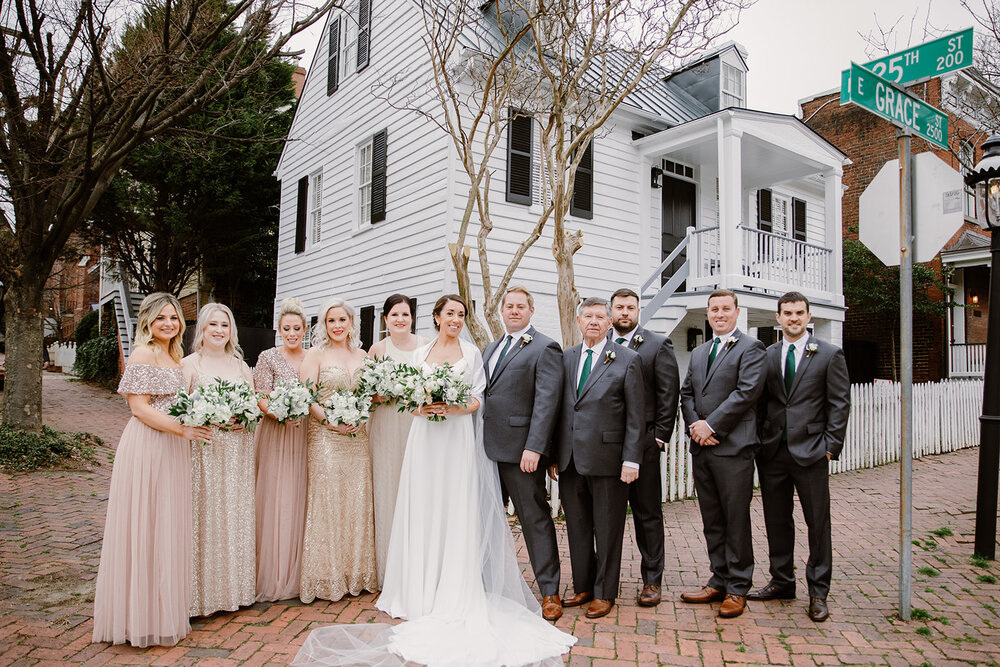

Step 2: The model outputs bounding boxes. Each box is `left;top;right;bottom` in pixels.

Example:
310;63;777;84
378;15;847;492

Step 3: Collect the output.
299;365;378;602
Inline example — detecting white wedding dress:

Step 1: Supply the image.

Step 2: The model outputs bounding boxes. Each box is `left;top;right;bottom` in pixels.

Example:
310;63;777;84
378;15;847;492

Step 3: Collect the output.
293;339;576;667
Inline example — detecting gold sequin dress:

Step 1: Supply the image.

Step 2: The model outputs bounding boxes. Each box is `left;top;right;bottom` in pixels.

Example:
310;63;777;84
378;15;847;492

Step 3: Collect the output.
299;365;378;603
93;364;191;647
185;353;257;617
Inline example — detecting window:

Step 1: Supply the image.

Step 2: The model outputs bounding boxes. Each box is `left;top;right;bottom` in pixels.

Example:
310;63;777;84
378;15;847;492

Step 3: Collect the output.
756;189;772;233
358;129;388;225
792;198;807;242
307;316;318;348
662;159;694;180
294;176;308;253
961;140;977;220
506;109;533;205
570;137;593;219
327;1;372;95
721;62;744;108
310;170;323;245
340;19;357;83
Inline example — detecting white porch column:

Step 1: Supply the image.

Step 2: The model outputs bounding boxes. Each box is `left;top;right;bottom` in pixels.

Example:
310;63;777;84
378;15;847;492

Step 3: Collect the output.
717;114;743;290
813;319;843;346
824;167;845;306
638;157;654;286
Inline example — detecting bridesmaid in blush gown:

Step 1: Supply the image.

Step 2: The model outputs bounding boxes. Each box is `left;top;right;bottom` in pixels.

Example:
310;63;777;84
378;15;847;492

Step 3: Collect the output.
93;293;213;647
366;293;425;587
298;297;378;603
183;303;257;617
254;297;309;602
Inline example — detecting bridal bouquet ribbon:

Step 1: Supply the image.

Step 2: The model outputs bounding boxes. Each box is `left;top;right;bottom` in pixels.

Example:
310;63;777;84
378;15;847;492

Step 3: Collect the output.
322;389;374;435
168;379;262;434
266;379;321;423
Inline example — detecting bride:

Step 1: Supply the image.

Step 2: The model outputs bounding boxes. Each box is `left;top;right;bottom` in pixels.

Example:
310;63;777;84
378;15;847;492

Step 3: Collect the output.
294;295;576;667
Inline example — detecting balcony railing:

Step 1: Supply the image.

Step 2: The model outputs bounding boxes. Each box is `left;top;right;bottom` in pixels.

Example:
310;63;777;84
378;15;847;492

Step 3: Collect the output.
950;342;986;377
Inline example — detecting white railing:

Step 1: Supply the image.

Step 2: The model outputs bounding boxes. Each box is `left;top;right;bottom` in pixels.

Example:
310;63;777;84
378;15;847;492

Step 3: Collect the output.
949;343;986;377
740;226;831;294
47;342;77;371
687;225;720;289
543;379;984;513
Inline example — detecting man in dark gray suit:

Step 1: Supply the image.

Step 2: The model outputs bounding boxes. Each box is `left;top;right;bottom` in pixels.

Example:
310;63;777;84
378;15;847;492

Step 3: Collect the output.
747;291;850;623
608;288;679;607
551;296;644;619
482;286;564;621
680;289;766;618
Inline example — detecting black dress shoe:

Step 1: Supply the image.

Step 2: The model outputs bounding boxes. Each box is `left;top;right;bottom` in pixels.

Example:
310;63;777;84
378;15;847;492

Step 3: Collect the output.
746;581;797;601
808;597;829;622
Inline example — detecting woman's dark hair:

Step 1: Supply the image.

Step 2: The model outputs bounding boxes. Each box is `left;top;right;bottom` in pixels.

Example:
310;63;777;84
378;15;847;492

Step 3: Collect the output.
382;293;413;321
432;294;468;331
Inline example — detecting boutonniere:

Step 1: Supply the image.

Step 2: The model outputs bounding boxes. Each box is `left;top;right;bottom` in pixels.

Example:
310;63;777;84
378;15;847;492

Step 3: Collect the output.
519;333;532;348
806;342;819;357
633;335;644;348
604;350;616;364
725;337;738;351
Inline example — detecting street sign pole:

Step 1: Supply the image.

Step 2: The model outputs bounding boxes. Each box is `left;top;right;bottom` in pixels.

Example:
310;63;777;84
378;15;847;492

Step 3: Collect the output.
898;130;914;621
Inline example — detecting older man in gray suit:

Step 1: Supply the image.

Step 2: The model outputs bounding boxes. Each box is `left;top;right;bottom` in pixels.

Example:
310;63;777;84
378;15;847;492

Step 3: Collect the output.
482;286;564;621
680;289;766;618
747;291;850;623
552;296;644;619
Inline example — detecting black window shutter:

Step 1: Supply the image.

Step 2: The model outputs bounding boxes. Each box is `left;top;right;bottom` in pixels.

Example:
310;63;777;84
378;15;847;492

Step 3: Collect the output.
570;137;593;219
506;110;532;205
360;305;375;350
357;0;372;72
370;129;388;223
408;297;417;333
327;17;341;96
792;197;807;241
294;176;308;253
757;188;772;233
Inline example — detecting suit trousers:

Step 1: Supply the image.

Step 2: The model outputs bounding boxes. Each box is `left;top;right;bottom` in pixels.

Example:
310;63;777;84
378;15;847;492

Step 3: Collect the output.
497;461;560;596
559;459;629;600
628;437;664;586
691;446;755;595
757;445;832;598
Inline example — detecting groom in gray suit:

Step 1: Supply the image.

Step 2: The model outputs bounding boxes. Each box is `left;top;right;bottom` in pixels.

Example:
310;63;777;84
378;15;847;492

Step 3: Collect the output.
680;289;766;618
552;296;644;619
481;286;565;621
748;291;850;623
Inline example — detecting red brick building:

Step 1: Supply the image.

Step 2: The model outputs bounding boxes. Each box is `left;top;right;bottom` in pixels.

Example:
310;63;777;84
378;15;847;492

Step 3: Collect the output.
43;239;101;342
800;70;996;383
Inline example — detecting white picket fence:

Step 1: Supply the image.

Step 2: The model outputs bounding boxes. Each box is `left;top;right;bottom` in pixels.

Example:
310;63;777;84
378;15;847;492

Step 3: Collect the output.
544;379;984;515
47;341;78;371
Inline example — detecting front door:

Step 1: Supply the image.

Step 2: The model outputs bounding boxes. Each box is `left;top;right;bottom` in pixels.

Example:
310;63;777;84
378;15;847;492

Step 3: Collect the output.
661;175;696;287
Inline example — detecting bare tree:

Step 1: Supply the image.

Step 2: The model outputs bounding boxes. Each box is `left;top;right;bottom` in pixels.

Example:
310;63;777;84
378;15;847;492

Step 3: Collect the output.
0;0;341;432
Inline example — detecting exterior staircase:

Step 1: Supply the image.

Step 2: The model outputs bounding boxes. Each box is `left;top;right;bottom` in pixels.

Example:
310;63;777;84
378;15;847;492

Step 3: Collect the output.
638;231;690;337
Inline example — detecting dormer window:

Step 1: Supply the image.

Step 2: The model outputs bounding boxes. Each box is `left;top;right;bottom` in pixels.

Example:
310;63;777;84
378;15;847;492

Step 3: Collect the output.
721;62;744;108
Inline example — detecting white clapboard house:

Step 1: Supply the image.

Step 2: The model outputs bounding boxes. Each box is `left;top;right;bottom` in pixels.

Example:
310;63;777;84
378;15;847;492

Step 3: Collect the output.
273;1;848;372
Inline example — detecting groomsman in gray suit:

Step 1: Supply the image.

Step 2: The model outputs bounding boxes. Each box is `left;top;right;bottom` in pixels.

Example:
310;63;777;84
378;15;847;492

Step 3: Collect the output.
552;297;645;619
481;286;565;621
608;288;679;607
680;289;766;618
748;291;850;623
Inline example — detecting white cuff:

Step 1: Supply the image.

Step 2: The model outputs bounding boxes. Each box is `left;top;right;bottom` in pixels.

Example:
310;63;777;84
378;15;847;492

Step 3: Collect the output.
623;461;640;470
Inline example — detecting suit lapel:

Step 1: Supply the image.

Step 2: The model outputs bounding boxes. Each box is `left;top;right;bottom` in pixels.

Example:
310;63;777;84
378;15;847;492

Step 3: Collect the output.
576;348;613;404
630;325;645;351
483;339;499;384
491;327;532;382
705;331;739;384
769;344;784;397
787;336;814;398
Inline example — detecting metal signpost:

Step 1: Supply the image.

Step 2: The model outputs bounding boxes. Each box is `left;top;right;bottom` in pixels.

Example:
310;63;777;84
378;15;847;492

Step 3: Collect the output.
840;28;973;621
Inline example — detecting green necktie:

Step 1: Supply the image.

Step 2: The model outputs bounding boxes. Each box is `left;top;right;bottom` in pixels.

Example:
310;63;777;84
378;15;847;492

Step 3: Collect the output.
616;337;626;345
706;337;720;372
577;349;593;396
492;335;512;380
784;344;796;395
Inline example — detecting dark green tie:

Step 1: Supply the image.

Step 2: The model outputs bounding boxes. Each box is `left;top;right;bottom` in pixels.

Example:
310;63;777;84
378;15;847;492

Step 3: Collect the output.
784;344;796;394
706;337;720;372
577;349;593;396
492;335;512;380
616;337;626;345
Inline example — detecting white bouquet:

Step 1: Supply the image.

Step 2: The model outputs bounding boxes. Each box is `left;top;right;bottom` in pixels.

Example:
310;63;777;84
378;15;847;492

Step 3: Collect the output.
400;363;472;422
266;379;320;423
168;378;262;433
358;356;400;400
322;389;374;435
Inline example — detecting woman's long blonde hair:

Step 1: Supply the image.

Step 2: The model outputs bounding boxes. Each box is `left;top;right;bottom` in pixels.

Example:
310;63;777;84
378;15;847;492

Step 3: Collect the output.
311;297;359;350
133;292;186;363
192;302;244;361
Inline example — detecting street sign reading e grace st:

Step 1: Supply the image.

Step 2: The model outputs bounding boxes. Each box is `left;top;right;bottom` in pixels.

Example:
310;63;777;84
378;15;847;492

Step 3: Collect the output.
842;63;948;149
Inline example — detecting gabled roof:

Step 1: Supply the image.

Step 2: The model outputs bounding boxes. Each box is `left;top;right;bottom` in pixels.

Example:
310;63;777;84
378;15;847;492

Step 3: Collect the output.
943;228;990;253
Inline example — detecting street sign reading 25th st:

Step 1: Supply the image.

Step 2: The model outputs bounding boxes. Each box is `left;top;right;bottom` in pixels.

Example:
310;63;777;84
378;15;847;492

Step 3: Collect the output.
842;63;949;149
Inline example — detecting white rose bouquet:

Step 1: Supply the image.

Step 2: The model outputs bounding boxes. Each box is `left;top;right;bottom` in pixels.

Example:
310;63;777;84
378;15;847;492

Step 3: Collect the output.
322;389;374;435
412;363;472;422
168;379;262;436
358;356;400;401
266;379;320;423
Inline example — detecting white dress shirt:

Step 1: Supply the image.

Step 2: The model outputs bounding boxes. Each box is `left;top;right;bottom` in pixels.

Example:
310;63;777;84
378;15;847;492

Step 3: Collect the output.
781;335;807;379
612;327;635;347
489;325;531;376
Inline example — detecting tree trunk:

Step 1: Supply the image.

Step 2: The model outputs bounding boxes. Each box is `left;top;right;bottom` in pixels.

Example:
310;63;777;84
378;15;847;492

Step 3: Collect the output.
2;281;46;432
449;242;490;349
552;204;583;347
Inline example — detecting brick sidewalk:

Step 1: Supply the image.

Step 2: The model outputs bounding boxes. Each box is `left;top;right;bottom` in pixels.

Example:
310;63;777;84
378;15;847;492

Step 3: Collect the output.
1;373;999;665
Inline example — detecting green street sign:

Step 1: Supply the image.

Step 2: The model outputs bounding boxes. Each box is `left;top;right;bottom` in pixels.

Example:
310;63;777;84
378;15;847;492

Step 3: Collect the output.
840;28;973;102
842;62;948;149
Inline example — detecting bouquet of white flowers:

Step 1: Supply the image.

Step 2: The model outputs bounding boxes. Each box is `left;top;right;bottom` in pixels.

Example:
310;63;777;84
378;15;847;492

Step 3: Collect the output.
168;379;262;434
357;356;400;400
322;389;374;435
402;363;472;422
266;379;320;423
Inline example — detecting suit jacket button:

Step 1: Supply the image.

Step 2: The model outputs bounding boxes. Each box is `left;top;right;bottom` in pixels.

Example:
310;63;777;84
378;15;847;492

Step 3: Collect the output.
574;406;579;411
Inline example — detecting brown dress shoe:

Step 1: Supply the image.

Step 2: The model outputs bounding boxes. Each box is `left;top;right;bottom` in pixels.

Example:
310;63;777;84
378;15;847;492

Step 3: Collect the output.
680;585;725;604
541;594;563;621
718;594;747;618
585;598;614;619
746;581;796;601
637;584;661;607
808;597;829;622
562;591;594;607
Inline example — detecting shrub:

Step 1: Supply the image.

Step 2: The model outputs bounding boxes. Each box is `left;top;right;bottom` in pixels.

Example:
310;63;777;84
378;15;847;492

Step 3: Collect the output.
74;309;100;345
73;334;120;384
0;424;102;473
